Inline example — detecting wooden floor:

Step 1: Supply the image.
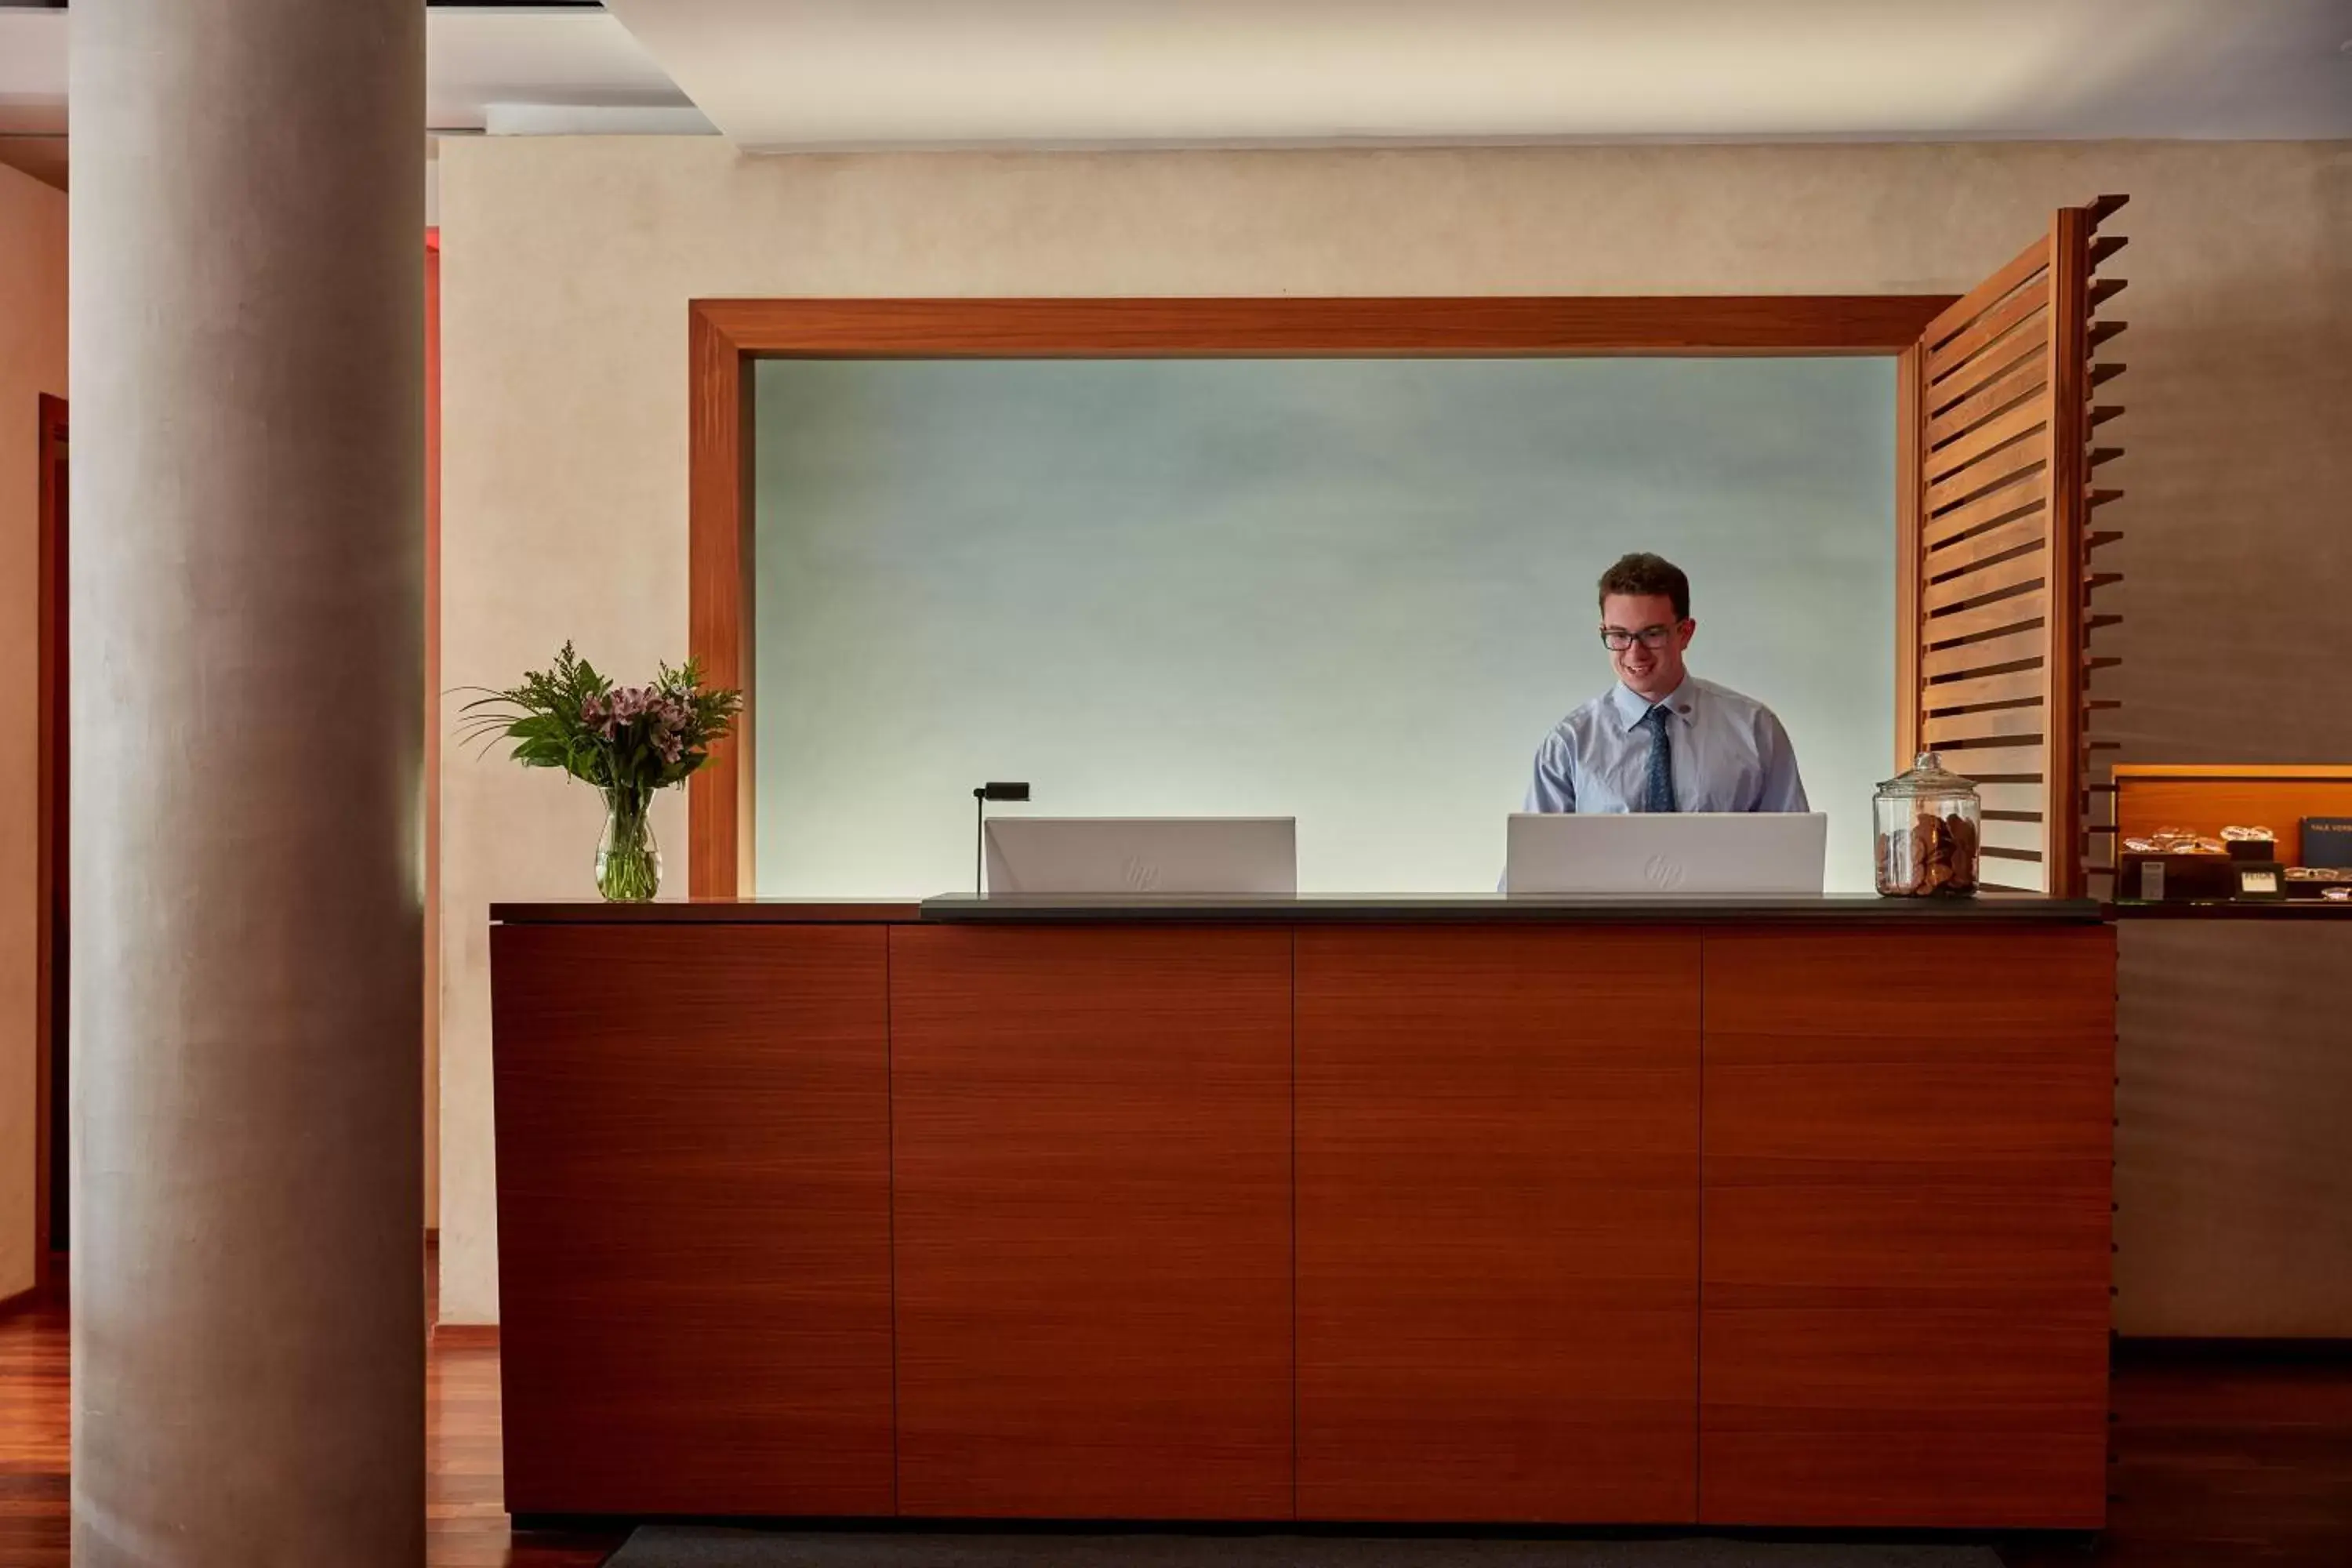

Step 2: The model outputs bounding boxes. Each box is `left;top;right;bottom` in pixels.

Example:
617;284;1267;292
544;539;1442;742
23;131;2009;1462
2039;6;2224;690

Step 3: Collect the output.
5;1265;2350;1565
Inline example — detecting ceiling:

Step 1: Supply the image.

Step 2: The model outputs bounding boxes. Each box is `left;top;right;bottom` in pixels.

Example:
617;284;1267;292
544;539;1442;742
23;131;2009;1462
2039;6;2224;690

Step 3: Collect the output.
606;0;2352;150
0;5;709;190
3;0;2349;193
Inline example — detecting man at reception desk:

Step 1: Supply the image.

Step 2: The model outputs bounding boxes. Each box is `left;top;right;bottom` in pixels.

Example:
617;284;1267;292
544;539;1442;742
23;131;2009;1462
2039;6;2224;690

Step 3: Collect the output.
1525;552;1808;814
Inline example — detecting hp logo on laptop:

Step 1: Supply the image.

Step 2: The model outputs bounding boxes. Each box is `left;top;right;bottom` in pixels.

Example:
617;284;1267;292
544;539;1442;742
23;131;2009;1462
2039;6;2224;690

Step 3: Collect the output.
1642;854;1686;891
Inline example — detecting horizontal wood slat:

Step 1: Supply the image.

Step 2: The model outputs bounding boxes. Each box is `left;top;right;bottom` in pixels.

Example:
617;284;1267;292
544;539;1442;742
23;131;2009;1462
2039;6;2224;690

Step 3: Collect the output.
1924;706;2045;746
1921;240;2046;351
1929;511;2047;574
1979;865;2046;892
1980;844;2045;864
2089;405;2123;430
2089;446;2123;470
1924;329;2045;419
1921;626;2049;681
1922;546;2047;614
1923;666;2046;712
2089;321;2127;351
2089;278;2127;309
2089;236;2126;268
1931;744;2048;780
2087;487;2124;512
1926;353;2049;448
1978;816;2049;856
1976;781;2057;815
1925;591;2047;647
2090;363;2124;390
2088;194;2129;226
1926;434;2048;515
1927;278;2049;384
1924;474;2044;550
1926;398;2049;485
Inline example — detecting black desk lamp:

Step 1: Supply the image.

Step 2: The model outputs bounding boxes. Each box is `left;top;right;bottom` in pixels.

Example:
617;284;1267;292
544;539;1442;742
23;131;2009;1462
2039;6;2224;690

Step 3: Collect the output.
973;782;1031;895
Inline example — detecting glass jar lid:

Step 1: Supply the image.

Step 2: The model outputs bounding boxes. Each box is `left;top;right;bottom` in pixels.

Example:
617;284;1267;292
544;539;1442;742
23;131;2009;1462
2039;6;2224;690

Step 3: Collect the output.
1877;750;1981;799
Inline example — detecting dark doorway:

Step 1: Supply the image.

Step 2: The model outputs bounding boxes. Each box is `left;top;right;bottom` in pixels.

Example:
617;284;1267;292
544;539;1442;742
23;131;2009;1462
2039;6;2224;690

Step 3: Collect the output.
37;393;67;1269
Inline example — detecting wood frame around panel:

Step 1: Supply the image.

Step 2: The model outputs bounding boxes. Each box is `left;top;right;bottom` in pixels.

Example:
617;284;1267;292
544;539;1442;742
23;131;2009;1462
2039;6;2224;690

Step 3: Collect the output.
1893;344;1924;771
2042;209;2092;901
34;393;66;1290
687;295;1957;895
424;230;442;1239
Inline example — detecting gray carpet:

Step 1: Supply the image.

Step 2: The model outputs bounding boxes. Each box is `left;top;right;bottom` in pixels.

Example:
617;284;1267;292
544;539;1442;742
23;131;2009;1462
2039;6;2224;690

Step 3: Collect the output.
604;1529;2005;1568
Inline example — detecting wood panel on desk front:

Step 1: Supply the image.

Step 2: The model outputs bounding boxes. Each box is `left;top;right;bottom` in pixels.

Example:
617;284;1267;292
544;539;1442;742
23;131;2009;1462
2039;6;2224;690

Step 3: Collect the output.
1700;927;2115;1528
1296;927;1700;1523
889;925;1294;1519
490;922;895;1517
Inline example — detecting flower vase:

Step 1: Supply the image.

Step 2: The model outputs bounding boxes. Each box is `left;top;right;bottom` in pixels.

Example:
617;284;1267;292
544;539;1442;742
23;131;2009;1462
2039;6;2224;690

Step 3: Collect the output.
596;789;662;902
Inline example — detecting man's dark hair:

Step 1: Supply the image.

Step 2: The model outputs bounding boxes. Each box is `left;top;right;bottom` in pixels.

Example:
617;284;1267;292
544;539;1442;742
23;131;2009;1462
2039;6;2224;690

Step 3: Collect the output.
1597;552;1691;622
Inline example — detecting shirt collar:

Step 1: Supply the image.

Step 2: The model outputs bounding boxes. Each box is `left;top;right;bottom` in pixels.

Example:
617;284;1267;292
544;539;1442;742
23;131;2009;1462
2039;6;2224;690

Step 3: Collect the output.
1610;677;1695;733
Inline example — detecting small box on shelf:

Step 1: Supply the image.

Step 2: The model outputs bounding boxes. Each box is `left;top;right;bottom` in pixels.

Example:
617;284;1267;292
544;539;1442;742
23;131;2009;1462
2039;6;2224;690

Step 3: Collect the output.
2232;862;2288;901
2119;853;2236;903
2301;818;2352;869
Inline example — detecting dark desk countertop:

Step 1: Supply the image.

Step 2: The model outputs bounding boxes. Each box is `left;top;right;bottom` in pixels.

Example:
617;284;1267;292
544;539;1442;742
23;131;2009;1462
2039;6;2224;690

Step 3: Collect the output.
494;893;2106;925
2109;898;2352;920
918;892;2105;924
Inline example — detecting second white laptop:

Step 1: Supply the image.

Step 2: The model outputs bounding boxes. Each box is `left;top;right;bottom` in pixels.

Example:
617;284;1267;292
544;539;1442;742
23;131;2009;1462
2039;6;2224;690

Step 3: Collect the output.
1506;812;1828;896
984;817;1298;896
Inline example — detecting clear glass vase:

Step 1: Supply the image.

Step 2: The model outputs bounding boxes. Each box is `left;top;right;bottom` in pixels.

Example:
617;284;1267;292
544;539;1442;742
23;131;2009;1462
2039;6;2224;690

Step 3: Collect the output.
1874;752;1982;898
595;789;662;902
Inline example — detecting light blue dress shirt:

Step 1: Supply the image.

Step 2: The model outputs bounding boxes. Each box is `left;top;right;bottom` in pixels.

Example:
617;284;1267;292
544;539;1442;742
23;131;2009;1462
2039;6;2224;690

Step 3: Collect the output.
1523;675;1809;815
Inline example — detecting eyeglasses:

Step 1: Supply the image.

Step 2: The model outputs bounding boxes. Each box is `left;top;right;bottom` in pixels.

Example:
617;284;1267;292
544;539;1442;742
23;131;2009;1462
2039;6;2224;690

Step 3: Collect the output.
1599;624;1681;652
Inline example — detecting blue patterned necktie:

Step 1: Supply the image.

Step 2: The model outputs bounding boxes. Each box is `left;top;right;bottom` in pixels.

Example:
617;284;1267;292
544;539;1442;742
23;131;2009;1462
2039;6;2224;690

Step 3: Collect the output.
1639;703;1675;813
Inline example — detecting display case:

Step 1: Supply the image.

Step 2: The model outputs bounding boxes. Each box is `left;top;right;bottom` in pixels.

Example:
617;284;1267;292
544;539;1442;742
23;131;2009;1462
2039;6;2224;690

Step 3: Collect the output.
2112;764;2352;912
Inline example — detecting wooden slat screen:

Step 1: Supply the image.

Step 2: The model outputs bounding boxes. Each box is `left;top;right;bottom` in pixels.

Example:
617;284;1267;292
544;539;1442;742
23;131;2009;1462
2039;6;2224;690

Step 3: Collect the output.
1900;199;2127;898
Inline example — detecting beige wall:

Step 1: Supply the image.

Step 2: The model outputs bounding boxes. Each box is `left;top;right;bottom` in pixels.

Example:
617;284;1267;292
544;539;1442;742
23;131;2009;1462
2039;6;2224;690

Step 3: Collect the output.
0;161;67;1302
437;136;2352;1330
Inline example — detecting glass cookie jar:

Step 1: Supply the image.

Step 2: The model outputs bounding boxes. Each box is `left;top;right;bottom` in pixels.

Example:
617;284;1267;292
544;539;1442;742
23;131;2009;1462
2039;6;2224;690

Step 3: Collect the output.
1875;752;1983;898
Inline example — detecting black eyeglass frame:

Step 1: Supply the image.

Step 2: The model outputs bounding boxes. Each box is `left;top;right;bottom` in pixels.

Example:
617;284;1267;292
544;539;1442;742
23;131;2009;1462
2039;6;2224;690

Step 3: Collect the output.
1597;621;1688;652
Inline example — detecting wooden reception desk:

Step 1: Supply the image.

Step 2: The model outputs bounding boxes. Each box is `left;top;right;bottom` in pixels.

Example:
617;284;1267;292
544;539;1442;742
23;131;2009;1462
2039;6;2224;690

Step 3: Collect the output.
488;895;2115;1530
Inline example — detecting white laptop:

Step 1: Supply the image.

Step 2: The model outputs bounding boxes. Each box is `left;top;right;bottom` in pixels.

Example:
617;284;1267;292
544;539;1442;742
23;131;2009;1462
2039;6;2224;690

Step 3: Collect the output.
984;817;1298;896
1506;812;1828;896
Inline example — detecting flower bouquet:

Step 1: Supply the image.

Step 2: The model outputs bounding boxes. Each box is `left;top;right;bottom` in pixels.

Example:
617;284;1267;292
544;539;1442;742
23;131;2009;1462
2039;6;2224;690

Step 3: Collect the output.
461;643;743;902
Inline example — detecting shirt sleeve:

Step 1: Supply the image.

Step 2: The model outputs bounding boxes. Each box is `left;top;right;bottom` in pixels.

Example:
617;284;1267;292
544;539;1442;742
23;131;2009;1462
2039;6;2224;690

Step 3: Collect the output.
1524;730;1577;814
1755;710;1809;812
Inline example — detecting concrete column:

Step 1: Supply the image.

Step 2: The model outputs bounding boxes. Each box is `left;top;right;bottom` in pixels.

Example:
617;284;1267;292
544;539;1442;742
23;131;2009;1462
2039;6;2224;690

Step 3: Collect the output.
70;2;425;1563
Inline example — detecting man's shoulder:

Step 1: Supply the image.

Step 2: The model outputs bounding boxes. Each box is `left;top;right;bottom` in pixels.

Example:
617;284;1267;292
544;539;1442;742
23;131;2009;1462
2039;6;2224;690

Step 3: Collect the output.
1690;674;1784;726
1545;688;1621;745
